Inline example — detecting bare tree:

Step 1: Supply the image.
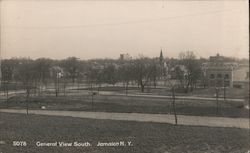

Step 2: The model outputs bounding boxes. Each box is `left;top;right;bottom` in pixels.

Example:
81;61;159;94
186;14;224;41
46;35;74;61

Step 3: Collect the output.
33;58;52;95
1;59;16;103
133;57;155;92
102;64;118;86
16;59;36;114
85;65;101;110
118;63;134;95
165;70;178;125
178;51;202;93
149;60;161;89
215;87;220;115
50;66;63;97
60;57;80;84
171;86;178;125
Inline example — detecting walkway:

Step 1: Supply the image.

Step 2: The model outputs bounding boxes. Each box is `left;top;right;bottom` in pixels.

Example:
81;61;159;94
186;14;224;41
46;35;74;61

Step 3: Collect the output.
100;91;244;102
0;109;249;129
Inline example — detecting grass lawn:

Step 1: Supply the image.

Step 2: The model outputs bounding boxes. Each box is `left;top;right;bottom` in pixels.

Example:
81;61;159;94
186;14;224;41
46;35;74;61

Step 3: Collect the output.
1;93;248;118
82;86;248;99
0;112;249;153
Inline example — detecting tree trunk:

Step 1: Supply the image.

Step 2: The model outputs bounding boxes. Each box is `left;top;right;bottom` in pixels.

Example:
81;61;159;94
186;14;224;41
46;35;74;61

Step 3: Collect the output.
216;88;219;115
26;88;30;115
141;84;144;92
63;84;66;96
6;82;9;103
125;82;128;96
91;94;94;110
172;87;178;125
154;78;157;88
77;81;80;93
98;84;101;94
185;80;190;93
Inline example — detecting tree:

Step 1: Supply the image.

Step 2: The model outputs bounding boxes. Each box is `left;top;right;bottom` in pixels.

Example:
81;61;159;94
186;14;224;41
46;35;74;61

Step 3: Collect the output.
118;63;134;95
50;66;63;97
33;58;52;95
215;87;220;115
85;64;102;90
102;64;118;86
173;65;186;90
85;65;102;110
149;59;161;88
60;57;80;83
1;59;16;102
178;51;202;93
133;57;155;92
159;50;165;79
165;77;178;125
16;59;37;114
171;86;178;125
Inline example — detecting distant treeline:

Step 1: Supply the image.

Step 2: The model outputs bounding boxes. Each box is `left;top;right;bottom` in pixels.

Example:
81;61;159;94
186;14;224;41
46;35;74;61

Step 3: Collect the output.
0;51;248;94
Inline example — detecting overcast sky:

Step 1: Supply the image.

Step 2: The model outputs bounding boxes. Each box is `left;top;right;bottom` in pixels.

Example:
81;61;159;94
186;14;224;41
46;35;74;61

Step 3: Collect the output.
0;0;249;59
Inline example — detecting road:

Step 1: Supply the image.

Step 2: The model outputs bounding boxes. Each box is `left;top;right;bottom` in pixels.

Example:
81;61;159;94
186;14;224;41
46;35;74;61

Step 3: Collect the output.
0;109;249;129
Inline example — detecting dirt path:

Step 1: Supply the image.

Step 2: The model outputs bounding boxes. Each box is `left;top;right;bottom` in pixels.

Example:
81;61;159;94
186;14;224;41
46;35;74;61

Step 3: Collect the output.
99;91;244;102
0;88;244;102
0;109;249;129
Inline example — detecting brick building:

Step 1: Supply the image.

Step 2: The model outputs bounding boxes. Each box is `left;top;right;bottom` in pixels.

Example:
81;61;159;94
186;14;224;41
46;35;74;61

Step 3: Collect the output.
202;54;238;88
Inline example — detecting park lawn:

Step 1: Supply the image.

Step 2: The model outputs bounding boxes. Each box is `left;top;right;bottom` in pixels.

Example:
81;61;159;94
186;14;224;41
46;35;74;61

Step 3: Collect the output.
1;94;248;118
0;112;249;153
137;87;248;99
82;85;248;99
186;87;248;99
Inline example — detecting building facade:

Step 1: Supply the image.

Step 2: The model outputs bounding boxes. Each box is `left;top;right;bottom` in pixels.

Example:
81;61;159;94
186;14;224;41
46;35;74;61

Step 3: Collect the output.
119;53;132;61
202;54;238;88
232;65;249;89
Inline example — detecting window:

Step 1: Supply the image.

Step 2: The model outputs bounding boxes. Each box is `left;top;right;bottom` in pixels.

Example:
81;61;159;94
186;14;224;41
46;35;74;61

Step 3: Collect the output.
224;81;230;87
217;74;222;78
224;74;229;79
217;80;222;86
210;74;215;79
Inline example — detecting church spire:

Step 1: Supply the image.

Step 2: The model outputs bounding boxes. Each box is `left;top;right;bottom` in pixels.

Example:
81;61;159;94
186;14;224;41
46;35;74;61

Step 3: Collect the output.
160;49;163;63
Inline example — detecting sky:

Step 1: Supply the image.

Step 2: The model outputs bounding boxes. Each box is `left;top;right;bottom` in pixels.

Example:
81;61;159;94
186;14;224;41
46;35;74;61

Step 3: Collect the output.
0;0;249;60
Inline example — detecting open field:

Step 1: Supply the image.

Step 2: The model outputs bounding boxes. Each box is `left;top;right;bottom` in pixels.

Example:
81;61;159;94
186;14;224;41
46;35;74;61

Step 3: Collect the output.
1;93;248;118
75;85;248;99
0;112;249;153
1;83;247;98
1;109;248;129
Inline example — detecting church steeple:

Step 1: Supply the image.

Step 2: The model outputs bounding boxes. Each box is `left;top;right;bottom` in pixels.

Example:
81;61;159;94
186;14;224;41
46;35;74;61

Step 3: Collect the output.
160;49;163;63
159;49;165;79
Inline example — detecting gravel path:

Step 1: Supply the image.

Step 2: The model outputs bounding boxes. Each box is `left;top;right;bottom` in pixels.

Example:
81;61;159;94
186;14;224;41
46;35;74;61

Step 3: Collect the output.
100;91;244;102
0;109;249;129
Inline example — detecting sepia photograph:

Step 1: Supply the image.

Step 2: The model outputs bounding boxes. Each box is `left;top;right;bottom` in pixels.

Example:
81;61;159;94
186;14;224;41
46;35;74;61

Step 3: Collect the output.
0;0;249;152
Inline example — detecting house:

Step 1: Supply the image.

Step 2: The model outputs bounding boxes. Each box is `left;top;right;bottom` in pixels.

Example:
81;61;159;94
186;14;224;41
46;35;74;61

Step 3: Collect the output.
169;65;188;80
50;66;64;79
232;65;249;89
